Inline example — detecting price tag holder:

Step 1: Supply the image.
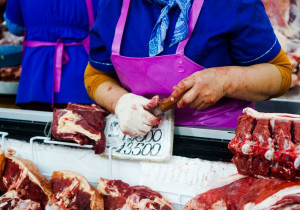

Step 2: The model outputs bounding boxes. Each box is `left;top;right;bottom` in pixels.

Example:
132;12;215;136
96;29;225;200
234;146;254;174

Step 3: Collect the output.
103;110;174;162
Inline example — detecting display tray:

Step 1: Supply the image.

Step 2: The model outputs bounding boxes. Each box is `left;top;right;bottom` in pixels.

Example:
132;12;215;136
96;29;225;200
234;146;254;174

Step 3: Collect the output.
0;45;22;68
0;117;235;162
0;81;18;94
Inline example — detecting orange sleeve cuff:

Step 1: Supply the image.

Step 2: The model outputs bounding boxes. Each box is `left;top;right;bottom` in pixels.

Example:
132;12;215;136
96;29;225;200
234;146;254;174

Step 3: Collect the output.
84;63;119;100
268;49;292;98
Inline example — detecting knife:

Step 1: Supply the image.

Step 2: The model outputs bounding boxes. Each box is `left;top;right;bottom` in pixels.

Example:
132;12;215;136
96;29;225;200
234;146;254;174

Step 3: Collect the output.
151;91;187;116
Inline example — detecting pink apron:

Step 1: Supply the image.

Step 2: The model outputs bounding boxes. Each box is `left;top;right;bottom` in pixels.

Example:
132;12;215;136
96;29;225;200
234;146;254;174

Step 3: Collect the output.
111;0;253;128
23;0;94;107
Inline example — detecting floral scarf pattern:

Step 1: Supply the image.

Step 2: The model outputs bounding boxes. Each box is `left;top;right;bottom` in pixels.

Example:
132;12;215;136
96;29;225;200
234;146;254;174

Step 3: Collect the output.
148;0;192;57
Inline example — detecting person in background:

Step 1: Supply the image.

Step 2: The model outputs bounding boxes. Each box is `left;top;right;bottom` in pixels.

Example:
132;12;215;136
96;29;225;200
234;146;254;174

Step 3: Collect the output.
0;0;7;39
4;0;99;111
262;0;300;88
85;0;292;137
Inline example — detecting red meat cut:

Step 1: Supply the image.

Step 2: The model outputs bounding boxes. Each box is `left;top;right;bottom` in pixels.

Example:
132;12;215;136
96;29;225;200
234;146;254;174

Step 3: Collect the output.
52;103;108;154
228;108;300;180
97;178;174;210
50;170;104;210
262;0;300;73
0;190;42;210
0;155;52;209
184;174;300;210
0;66;22;82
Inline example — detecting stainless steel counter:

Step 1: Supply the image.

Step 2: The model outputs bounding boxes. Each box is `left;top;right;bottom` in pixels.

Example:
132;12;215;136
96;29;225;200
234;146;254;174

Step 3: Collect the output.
255;86;300;114
275;85;300;102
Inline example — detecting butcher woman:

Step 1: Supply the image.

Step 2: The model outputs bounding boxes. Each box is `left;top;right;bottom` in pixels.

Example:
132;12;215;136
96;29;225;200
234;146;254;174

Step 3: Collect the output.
85;0;292;137
4;0;99;110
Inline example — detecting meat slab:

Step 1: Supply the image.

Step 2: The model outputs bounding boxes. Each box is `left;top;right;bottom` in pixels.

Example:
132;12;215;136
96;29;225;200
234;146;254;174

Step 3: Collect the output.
50;170;104;210
52;103;108;154
0;190;42;210
228;108;300;180
184;174;300;210
262;0;300;73
0;155;52;209
97;178;174;210
0;66;21;82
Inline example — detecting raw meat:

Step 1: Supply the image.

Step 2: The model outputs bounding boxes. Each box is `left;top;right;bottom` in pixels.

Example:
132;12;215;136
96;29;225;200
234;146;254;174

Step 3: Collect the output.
0;66;22;82
184;174;300;210
52;103;108;154
262;0;300;74
97;178;174;210
0;155;52;209
228;107;300;180
0;31;23;45
50;170;104;210
0;190;42;210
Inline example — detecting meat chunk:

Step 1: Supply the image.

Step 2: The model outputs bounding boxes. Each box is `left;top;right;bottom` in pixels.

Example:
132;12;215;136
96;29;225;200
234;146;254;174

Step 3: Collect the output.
0;66;21;82
228;108;300;179
50;170;104;210
0;190;42;210
262;0;300;74
52;103;108;154
0;155;52;209
97;178;174;210
184;174;300;210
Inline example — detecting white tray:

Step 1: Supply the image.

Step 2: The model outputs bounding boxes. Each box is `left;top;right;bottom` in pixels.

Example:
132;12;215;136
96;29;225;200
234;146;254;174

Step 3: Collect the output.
0;81;18;95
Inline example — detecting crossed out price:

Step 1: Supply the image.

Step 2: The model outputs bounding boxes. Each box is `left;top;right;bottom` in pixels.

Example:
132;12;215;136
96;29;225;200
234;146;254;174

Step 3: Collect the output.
116;129;163;156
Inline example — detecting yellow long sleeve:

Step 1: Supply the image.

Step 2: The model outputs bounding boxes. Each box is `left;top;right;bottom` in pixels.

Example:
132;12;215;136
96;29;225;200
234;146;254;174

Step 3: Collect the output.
84;63;119;100
268;49;292;98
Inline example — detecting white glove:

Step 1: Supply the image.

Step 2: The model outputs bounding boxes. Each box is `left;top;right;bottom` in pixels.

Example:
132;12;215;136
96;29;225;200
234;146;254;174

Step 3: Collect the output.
115;93;162;137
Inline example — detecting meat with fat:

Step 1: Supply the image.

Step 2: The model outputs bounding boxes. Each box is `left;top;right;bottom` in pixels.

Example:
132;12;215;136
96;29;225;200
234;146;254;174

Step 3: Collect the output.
228;108;300;180
0;155;52;209
184;174;300;210
0;190;42;210
97;178;174;210
50;170;104;210
52;103;108;154
262;0;300;73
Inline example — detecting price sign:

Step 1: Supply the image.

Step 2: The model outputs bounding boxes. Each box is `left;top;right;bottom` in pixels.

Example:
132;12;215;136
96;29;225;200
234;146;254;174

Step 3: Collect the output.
103;111;174;162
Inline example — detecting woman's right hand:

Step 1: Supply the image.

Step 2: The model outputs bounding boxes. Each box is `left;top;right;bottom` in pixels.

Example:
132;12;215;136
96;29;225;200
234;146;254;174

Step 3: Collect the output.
115;93;162;137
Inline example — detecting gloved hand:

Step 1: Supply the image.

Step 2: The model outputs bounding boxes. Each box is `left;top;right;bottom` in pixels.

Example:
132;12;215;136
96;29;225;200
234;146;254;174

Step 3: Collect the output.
115;93;162;137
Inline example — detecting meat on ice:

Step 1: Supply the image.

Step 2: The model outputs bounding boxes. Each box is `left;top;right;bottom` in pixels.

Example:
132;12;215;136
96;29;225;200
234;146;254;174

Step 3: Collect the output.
0;154;52;209
184;174;300;210
97;178;174;210
50;170;104;210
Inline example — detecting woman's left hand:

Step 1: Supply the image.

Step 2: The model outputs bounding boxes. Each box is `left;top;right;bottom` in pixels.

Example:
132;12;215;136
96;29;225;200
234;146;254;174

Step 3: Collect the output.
170;68;230;110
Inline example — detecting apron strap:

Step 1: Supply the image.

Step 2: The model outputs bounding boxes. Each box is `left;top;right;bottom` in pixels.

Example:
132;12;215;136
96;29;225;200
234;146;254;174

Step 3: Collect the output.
176;0;205;55
85;0;95;30
82;0;95;53
111;0;131;55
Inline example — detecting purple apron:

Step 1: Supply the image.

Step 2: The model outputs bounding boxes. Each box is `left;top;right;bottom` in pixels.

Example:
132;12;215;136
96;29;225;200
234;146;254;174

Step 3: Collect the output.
23;0;94;107
110;0;253;128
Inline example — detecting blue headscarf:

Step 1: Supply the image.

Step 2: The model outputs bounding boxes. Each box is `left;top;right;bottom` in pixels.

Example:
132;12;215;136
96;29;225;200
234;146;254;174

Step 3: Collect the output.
148;0;192;57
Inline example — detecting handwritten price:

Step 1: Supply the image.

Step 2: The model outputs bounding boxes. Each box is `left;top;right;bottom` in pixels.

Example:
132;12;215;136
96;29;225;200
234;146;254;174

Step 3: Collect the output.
116;142;161;156
104;113;173;161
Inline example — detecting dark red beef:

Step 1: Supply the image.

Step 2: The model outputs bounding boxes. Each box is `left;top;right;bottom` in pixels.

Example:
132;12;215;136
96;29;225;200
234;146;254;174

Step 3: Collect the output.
52;103;108;154
229;108;300;180
184;174;300;210
0;159;22;193
0;66;22;82
252;118;272;147
98;178;173;210
0;159;49;209
51;177;92;210
0;191;42;210
274;120;293;150
293;121;300;144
